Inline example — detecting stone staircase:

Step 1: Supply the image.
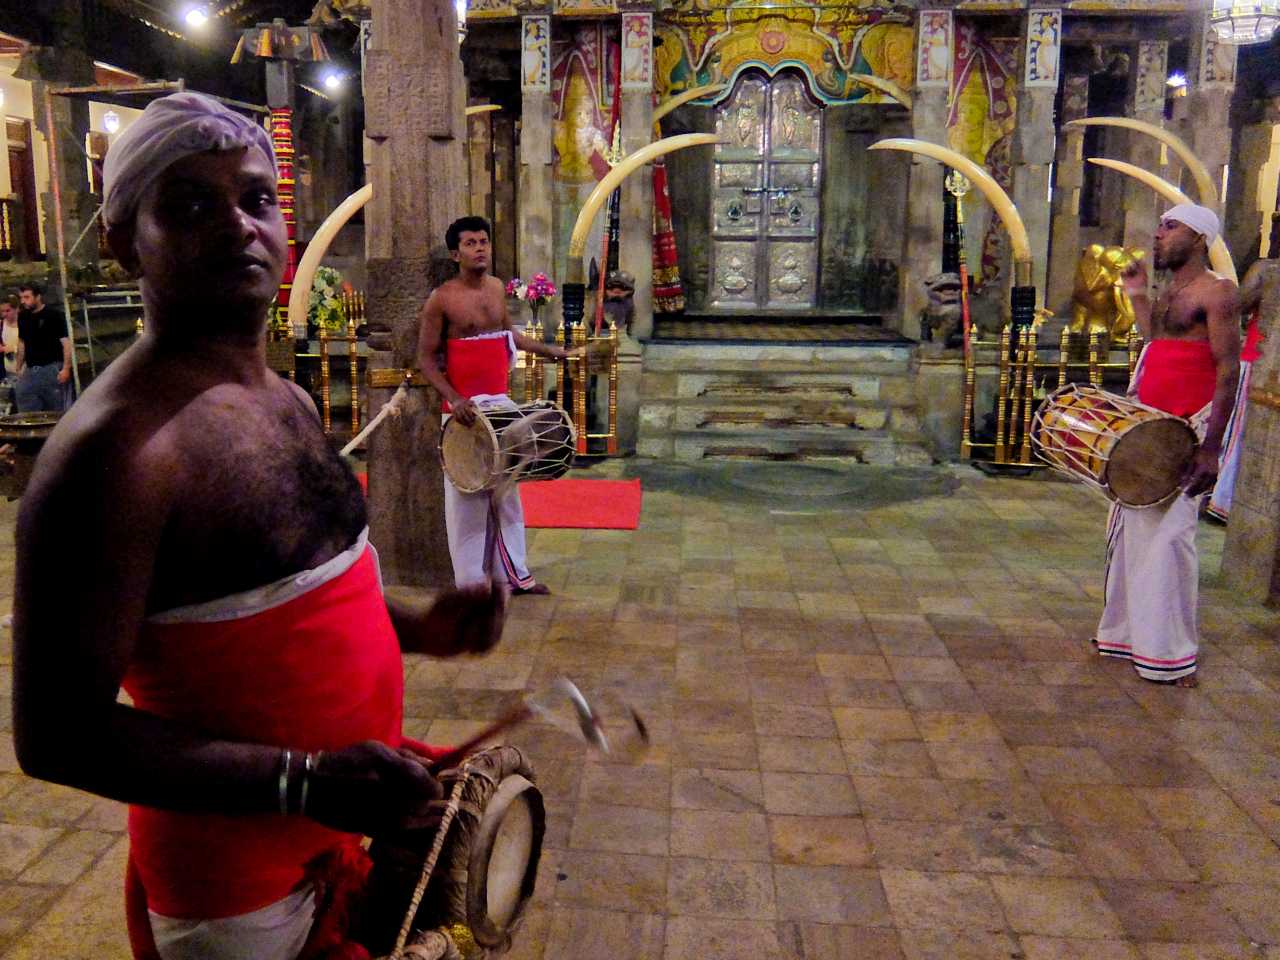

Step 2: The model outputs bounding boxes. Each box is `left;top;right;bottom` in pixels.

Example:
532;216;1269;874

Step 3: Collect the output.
636;342;933;465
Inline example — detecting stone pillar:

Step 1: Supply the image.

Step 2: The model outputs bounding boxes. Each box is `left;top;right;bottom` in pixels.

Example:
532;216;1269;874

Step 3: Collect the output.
898;9;954;335
518;16;554;299
1121;41;1167;252
1047;74;1090;315
1011;8;1060;307
619;11;655;341
1181;17;1236;213
20;0;96;289
363;0;467;588
1222;254;1280;603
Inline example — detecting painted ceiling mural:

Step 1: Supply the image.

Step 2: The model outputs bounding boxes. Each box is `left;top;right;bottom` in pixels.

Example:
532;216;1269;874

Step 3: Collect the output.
653;0;915;105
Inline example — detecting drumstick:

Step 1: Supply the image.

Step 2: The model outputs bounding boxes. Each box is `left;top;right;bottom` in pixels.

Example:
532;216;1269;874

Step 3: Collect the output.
426;677;612;772
426;704;535;773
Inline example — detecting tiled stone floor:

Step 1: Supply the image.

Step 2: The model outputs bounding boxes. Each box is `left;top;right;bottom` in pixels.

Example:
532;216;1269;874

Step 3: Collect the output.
3;460;1280;959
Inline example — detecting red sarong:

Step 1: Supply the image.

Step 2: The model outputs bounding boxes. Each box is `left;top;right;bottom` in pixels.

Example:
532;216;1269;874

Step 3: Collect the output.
1137;339;1216;418
444;335;510;411
122;547;403;921
1242;314;1263;363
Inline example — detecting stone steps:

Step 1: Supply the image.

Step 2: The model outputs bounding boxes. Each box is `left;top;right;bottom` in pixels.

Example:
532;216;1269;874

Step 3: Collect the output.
638;342;933;465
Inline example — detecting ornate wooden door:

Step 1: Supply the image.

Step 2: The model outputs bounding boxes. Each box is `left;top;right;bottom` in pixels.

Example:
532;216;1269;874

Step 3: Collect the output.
709;71;823;311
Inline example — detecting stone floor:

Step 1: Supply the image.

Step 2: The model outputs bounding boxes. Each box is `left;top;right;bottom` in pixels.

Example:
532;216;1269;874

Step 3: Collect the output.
3;459;1280;959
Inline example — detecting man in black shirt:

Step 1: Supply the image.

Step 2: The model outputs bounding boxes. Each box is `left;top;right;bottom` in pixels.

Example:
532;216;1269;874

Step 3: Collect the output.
15;282;71;412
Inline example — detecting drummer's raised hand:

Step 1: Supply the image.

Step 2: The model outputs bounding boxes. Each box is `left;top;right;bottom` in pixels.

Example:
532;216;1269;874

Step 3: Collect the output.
388;580;507;657
1121;259;1149;298
304;740;444;836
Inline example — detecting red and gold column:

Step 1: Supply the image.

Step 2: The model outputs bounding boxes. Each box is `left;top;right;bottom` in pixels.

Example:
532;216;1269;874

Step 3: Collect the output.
271;107;298;337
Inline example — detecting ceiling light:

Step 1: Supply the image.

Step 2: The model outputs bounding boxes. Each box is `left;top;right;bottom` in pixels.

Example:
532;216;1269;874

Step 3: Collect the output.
323;72;343;91
184;7;208;28
103;110;120;134
1210;0;1280;43
1166;72;1187;88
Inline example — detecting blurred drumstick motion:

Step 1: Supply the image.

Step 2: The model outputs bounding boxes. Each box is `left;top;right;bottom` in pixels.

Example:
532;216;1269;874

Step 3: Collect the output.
428;677;646;773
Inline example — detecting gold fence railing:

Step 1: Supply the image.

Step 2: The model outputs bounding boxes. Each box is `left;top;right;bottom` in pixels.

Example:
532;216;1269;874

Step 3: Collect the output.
962;326;1142;464
0;198;14;259
518;318;620;456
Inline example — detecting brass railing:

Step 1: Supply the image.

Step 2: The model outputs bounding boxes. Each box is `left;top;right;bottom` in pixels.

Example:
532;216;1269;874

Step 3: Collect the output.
962;326;1142;464
518;319;620;456
265;288;369;438
0;198;14;259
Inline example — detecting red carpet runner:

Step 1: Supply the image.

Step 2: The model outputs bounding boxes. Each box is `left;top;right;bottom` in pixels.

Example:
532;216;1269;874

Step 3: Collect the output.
355;474;642;530
520;478;642;530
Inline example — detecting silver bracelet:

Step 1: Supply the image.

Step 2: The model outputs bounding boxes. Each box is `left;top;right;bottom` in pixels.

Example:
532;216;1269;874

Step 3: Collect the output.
278;748;292;815
299;752;314;816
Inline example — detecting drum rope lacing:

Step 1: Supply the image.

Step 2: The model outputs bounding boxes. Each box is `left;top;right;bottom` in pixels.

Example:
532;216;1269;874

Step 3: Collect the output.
389;759;475;959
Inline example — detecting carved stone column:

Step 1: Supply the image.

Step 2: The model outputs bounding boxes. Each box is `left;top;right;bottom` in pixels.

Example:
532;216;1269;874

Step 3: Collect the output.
897;8;953;335
363;0;467;588
1181;17;1236;212
1221;252;1280;603
1047;74;1090;315
518;15;555;301
1121;41;1167;252
619;11;655;341
1011;7;1060;307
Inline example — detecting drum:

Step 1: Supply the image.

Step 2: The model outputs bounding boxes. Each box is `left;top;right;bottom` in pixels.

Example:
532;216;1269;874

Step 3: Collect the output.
1032;383;1198;507
441;401;576;494
360;745;545;958
0;411;61;499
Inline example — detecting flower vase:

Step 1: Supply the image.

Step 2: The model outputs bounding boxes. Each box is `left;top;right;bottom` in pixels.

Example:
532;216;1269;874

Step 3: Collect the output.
529;303;542;332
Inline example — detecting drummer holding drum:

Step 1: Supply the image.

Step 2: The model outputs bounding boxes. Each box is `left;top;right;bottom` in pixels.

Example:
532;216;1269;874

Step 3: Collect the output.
417;216;576;595
1089;204;1240;687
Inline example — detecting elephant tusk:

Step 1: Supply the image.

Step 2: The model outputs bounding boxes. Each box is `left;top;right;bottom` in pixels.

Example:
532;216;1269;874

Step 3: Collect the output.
567;133;719;280
289;183;373;334
465;104;502;117
652;84;729;124
1087;158;1236;282
1066;117;1218;210
849;74;911;110
869;137;1032;281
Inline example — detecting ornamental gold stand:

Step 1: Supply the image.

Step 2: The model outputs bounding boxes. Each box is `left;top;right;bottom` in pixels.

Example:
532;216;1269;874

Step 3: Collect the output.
961;325;1143;465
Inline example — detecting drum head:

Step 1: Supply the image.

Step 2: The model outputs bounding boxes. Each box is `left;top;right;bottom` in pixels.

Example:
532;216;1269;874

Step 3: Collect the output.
1106;418;1198;507
441;414;501;493
0;411;61;442
466;773;545;950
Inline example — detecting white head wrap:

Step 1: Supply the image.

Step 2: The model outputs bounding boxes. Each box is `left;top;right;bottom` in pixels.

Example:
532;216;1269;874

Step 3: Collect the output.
1161;203;1220;249
102;92;277;229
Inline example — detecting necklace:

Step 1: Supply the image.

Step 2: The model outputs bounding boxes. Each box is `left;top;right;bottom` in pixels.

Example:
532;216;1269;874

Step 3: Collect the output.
1153;273;1199;330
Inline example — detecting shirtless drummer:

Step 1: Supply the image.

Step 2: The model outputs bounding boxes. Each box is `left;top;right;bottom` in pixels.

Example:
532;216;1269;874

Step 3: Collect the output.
1094;203;1240;686
12;92;504;959
417;216;573;594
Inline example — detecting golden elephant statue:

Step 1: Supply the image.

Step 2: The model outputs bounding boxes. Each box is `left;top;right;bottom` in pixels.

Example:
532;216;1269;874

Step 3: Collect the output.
1070;244;1144;342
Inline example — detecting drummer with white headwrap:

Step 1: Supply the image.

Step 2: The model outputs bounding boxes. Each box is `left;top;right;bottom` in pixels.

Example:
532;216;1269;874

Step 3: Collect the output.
11;91;504;960
1094;203;1240;687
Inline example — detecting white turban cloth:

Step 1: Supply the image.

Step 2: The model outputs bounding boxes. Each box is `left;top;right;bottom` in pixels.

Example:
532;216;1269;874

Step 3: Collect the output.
102;91;277;229
1161;203;1220;249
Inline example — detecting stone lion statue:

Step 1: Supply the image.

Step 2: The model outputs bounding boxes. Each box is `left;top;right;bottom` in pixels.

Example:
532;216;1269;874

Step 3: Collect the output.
1070;243;1143;343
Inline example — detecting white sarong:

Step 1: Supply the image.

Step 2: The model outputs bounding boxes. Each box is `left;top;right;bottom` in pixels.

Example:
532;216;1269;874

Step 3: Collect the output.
443;395;536;591
1094;346;1207;681
1095;493;1201;681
